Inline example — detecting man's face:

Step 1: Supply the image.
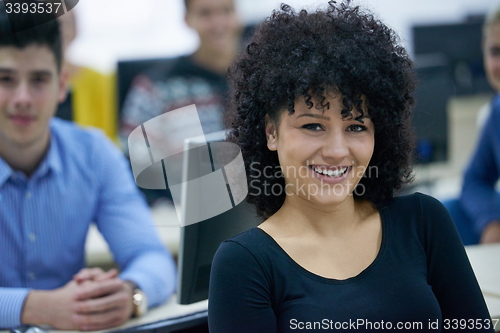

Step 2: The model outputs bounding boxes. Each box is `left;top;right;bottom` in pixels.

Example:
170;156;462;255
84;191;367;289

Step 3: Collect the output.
484;23;500;92
0;45;66;150
185;0;241;52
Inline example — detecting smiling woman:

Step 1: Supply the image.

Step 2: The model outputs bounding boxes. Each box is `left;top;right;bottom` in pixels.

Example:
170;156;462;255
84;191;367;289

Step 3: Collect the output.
227;6;415;220
208;1;494;332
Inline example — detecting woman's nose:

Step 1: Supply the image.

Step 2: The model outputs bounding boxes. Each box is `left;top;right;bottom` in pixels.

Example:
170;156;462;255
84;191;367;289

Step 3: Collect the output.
321;129;349;162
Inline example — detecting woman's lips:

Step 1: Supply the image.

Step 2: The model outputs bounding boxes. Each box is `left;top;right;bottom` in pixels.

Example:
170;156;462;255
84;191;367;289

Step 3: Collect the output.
310;165;352;184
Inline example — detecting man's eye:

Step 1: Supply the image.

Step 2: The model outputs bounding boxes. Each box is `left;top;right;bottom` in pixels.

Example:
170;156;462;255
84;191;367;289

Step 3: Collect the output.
31;76;48;84
490;48;500;57
222;5;233;14
302;123;323;131
0;76;13;84
198;9;211;17
348;124;367;132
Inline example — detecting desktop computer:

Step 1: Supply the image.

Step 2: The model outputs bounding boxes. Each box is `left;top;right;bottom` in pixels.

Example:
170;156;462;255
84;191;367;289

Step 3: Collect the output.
411;17;493;164
112;131;260;332
176;131;261;305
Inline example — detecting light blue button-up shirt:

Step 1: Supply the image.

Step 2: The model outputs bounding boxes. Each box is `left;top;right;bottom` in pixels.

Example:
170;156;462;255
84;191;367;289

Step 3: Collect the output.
0;118;176;328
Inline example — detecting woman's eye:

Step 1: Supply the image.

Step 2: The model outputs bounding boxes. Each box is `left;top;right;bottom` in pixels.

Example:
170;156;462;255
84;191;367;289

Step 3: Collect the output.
302;123;323;131
348;124;367;132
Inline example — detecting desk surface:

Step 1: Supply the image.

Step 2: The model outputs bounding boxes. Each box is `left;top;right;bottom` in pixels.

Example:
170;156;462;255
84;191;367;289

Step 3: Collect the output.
465;243;500;322
85;202;181;267
80;296;207;333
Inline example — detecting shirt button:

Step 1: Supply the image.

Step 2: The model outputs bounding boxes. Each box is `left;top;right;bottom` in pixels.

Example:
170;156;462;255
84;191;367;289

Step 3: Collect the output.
28;233;36;242
28;272;36;280
25;191;32;199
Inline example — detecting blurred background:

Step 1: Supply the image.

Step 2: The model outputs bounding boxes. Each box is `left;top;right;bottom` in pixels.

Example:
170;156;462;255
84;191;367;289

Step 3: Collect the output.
69;0;495;72
64;0;498;200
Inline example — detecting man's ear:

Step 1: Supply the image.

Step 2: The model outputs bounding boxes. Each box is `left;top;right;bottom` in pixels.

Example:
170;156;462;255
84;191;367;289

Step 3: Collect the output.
265;114;278;151
57;70;68;104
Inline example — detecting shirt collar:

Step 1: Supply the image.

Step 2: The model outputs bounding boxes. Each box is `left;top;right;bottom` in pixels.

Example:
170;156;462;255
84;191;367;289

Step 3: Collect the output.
35;122;62;178
0;157;11;187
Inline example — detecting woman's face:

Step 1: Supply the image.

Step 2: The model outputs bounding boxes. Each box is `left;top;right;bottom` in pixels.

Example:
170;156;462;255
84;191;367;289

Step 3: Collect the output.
265;93;375;208
484;22;500;92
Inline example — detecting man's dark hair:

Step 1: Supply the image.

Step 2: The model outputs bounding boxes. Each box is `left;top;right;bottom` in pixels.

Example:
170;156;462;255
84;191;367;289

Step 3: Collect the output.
226;1;416;219
0;9;62;71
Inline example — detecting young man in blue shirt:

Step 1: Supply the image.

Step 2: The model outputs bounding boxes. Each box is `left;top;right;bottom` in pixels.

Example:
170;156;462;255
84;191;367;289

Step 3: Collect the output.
0;12;176;330
459;6;500;244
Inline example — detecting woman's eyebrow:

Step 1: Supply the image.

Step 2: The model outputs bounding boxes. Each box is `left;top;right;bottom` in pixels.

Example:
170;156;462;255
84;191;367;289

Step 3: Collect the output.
296;113;330;120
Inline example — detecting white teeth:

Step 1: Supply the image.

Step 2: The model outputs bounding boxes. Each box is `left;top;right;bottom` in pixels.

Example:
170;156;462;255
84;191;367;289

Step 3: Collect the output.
312;167;348;178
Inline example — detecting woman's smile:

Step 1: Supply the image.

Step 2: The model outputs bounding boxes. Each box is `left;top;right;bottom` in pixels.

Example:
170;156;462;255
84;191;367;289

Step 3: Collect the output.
310;165;352;184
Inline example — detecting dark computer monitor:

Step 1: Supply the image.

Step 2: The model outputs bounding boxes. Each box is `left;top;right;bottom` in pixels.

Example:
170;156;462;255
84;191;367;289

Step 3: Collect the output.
411;16;493;163
177;201;260;304
176;132;261;305
412;18;491;96
412;63;454;163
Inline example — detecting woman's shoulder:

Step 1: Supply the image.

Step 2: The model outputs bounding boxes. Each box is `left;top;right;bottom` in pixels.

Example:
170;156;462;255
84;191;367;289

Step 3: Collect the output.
380;192;454;244
215;227;273;258
212;227;284;279
219;227;277;255
380;192;446;215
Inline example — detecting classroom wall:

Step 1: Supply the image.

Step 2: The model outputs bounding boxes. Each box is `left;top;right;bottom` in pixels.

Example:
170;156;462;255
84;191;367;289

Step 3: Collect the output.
69;0;497;72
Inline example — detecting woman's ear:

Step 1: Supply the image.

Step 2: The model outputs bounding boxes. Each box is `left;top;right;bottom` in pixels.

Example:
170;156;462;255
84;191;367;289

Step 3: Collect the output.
265;114;278;151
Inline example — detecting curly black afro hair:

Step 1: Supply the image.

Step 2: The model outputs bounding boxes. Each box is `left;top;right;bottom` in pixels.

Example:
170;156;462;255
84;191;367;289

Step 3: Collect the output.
225;0;416;219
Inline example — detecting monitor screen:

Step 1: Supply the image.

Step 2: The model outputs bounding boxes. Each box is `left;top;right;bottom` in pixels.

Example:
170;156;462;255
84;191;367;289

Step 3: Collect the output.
412;64;453;163
411;17;493;163
176;132;261;305
412;19;491;96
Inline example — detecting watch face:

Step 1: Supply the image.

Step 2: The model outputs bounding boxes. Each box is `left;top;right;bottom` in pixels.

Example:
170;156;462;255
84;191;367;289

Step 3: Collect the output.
133;289;148;317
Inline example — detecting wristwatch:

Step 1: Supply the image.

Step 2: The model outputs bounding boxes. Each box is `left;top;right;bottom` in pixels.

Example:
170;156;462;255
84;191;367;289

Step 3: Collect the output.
127;281;148;317
132;288;148;317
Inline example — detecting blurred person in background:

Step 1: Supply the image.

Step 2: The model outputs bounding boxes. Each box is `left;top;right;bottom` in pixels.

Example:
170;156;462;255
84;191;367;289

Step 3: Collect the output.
483;5;500;94
119;0;244;205
0;12;175;330
56;10;118;141
449;3;500;245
